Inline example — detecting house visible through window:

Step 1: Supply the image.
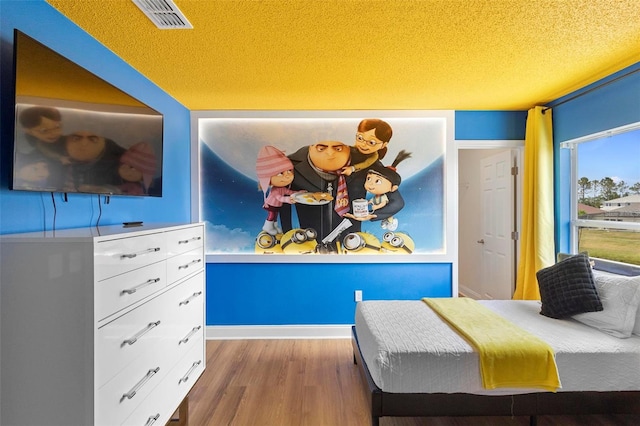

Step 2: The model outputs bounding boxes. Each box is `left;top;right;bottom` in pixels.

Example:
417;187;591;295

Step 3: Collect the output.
563;124;640;271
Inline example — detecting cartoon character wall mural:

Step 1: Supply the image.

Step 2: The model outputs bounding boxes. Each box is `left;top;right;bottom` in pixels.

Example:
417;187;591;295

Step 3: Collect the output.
199;115;446;256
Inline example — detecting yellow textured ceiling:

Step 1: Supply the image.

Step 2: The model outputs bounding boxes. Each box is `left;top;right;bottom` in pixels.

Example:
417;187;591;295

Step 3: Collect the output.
46;0;640;111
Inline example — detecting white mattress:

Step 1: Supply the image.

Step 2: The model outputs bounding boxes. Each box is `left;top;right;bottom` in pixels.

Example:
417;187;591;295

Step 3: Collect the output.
355;300;640;394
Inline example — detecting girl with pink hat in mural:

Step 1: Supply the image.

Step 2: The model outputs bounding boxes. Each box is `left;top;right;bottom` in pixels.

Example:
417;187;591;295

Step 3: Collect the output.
255;145;301;235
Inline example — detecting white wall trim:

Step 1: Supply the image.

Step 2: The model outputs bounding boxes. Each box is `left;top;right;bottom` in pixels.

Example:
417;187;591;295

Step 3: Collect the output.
206;325;352;340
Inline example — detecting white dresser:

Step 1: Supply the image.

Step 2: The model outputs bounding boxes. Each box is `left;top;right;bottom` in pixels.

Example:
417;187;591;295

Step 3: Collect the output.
0;223;206;426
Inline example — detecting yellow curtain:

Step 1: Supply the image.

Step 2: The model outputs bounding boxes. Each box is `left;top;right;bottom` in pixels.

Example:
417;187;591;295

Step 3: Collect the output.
513;106;556;300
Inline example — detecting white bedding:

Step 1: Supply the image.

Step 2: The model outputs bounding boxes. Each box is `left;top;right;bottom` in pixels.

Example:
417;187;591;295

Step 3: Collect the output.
354;300;640;395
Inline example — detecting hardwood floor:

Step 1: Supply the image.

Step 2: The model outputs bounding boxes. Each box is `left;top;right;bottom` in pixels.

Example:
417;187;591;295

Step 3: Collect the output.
183;339;639;426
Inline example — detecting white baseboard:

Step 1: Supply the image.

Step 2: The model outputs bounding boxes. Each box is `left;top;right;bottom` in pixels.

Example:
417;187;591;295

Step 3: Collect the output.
206;325;353;340
458;284;481;299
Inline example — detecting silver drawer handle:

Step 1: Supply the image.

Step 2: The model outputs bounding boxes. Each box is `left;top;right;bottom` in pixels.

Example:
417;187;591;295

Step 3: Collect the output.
121;278;161;295
120;247;161;259
178;360;202;384
179;291;203;306
178;258;202;270
179;326;202;345
144;414;160;426
121;367;160;401
178;236;202;244
122;321;161;346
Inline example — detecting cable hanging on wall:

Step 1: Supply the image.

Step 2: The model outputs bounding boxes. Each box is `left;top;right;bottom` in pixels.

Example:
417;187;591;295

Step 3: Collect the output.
95;194;111;231
51;192;57;232
96;194;103;229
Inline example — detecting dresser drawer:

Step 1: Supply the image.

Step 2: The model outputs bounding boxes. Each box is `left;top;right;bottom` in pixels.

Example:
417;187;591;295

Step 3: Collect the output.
170;338;205;399
167;246;204;284
95;232;166;281
96;291;172;388
166;226;203;257
120;340;205;426
172;272;204;357
96;261;167;321
96;349;172;426
173;271;205;319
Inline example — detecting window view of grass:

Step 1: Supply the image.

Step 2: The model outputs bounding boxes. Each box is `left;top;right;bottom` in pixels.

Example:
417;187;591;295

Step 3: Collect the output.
574;127;640;269
578;228;640;266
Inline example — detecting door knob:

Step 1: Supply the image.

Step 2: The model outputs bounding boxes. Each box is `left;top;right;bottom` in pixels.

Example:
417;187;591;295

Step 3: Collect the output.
477;239;485;244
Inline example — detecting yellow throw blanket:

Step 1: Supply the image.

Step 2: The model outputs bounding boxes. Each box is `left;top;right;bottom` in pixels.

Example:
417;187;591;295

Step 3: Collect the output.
423;298;560;391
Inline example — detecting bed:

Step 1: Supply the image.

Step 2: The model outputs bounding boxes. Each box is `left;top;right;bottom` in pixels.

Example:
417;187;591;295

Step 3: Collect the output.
352;297;640;426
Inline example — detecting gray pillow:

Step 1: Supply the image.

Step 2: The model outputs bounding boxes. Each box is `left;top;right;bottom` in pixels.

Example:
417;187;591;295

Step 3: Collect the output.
573;271;640;338
537;253;603;319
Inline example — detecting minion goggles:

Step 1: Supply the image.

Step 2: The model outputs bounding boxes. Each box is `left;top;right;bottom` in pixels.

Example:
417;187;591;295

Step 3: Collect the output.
342;233;380;252
281;228;317;250
382;231;412;253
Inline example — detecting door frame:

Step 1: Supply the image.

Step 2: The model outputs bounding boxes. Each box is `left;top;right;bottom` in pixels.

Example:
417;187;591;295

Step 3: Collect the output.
456;140;524;298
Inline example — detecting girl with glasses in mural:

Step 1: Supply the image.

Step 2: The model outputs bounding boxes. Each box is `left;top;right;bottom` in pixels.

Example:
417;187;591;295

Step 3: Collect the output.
340;118;392;177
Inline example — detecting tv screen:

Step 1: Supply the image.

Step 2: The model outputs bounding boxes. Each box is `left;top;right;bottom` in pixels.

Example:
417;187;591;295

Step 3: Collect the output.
11;30;163;197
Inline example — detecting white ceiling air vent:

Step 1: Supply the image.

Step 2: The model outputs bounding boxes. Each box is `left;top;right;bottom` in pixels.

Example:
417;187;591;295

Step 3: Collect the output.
131;0;193;29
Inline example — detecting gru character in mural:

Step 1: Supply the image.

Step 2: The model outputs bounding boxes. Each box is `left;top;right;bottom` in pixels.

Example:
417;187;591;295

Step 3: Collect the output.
255;145;300;236
280;140;368;250
341;118;392;177
345;150;410;231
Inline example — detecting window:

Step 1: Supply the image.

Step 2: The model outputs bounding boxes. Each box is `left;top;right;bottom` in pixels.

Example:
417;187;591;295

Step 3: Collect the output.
563;123;640;272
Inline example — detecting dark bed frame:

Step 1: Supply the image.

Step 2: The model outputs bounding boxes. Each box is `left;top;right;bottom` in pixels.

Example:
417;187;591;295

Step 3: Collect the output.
352;326;640;426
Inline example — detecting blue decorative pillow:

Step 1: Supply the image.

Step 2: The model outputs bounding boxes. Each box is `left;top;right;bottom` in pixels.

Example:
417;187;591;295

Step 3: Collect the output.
537;253;603;319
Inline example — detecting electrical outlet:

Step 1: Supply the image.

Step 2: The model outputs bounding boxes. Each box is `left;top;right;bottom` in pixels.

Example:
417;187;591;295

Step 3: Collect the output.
354;290;363;302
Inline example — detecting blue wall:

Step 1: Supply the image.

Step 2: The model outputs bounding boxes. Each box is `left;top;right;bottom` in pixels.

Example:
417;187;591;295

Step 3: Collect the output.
550;63;640;253
0;1;191;233
456;110;526;140
207;262;452;325
1;2;529;326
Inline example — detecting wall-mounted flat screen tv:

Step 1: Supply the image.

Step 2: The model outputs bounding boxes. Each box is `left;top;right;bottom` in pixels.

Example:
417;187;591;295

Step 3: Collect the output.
11;30;163;197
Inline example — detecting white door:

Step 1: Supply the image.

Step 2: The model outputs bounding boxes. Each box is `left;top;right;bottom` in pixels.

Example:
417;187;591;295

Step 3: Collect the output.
479;150;516;299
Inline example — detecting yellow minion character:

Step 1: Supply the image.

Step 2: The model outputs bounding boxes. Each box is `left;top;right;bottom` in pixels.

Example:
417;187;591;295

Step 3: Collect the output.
254;231;283;254
279;228;318;254
341;232;381;254
380;231;415;254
